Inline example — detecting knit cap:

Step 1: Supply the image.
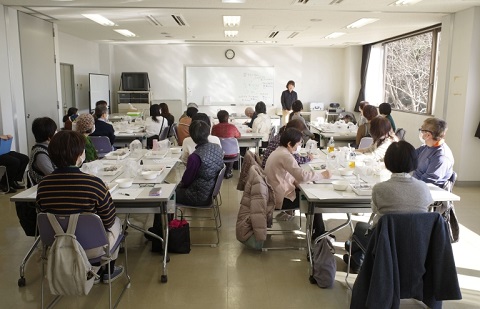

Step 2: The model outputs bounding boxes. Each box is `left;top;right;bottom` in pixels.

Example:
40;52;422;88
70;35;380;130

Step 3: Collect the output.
75;114;95;133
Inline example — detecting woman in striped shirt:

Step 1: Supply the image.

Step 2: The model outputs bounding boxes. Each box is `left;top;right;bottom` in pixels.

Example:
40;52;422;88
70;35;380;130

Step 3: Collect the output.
36;130;124;283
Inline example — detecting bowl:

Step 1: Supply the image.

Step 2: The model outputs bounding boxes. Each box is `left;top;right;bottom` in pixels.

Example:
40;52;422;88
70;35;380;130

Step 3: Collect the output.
141;171;158;180
124;129;134;134
170;147;181;154
115;178;133;188
332;180;349;191
338;167;354;176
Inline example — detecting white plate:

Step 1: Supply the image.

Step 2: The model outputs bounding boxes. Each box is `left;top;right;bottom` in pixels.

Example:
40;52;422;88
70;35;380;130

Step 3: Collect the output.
104;150;130;160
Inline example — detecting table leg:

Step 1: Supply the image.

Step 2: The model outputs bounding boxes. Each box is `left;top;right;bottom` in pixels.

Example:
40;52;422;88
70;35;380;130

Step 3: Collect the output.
160;203;169;283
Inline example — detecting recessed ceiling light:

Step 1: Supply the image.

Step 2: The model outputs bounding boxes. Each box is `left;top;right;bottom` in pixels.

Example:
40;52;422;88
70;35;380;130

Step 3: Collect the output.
310;19;323;22
346;18;379;29
225;30;239;38
82;14;116;26
324;32;346;39
391;0;423;5
114;29;137;37
222;0;246;3
223;16;241;27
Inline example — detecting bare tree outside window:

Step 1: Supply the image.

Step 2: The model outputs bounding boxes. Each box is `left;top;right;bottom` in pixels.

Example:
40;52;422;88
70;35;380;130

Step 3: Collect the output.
383;29;440;114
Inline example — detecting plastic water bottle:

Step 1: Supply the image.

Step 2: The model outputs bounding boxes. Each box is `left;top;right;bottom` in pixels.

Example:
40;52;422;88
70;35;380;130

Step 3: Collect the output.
327;137;335;153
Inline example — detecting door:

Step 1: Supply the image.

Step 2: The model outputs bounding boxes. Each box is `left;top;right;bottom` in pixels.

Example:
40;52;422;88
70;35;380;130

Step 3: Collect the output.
60;63;76;115
18;12;59;149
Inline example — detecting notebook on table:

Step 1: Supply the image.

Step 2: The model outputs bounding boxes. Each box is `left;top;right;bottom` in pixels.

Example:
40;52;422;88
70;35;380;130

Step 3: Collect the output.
0;138;12;155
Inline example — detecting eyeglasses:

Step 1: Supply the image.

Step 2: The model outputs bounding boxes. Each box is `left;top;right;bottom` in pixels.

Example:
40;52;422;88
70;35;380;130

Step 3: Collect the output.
418;128;433;134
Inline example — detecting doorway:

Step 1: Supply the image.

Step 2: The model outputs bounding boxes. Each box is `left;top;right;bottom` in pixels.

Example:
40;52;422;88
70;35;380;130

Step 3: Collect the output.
60;63;76;116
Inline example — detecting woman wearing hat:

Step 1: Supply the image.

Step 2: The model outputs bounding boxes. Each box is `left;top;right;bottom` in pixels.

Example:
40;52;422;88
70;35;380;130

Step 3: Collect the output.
74;113;98;162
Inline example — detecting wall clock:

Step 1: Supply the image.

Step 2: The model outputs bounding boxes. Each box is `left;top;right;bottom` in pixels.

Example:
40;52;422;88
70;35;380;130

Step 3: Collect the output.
225;49;235;60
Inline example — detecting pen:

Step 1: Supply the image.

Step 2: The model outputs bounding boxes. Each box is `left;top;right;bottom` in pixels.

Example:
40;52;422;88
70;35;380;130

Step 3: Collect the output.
119;192;130;196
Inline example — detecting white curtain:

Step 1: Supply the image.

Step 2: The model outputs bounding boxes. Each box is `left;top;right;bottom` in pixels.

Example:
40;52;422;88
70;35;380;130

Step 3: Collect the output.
365;43;384;106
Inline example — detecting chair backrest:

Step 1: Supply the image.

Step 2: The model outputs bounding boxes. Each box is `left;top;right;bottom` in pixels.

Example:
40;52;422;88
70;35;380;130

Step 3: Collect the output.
158;126;169;141
395;128;406;140
89;136;113;157
37;213;108;251
219;137;239;156
168;122;178;142
212;165;227;199
268;126;276;141
358;137;373;149
351;212;461;308
443;171;457;193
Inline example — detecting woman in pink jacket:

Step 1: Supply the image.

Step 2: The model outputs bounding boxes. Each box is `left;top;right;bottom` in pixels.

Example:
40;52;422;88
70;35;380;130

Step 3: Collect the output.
264;128;331;240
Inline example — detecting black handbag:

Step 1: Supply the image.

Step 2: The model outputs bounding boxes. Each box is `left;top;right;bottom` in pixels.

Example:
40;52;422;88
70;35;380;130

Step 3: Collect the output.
167;212;191;254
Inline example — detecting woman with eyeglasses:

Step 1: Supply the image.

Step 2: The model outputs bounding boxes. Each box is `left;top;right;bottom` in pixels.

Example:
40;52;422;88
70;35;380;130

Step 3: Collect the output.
413;117;454;187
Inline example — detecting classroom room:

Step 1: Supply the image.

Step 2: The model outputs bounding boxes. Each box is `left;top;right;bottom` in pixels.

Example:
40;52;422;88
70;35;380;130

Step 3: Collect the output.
1;1;480;308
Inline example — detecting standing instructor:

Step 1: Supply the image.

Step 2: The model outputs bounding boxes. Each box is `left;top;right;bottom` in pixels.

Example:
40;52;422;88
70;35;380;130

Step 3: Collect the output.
281;80;297;125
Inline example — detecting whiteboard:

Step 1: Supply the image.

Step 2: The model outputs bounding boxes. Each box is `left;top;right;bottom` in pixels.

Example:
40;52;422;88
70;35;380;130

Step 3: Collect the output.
186;66;274;106
89;73;110;111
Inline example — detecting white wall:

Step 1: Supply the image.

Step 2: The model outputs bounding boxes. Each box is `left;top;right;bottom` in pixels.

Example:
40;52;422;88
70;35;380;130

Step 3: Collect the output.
57;32;101;113
111;45;348;116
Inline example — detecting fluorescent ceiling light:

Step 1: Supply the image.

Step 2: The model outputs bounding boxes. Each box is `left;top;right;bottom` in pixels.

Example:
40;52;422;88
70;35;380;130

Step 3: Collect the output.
346;18;379;29
223;16;241;27
222;0;246;3
225;30;239;38
324;32;345;39
114;29;137;37
391;0;423;5
82;14;116;26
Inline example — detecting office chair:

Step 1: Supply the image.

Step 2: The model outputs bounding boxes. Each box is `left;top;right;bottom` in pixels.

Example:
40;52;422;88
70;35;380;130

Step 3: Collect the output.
350;213;461;309
219;138;241;173
0;138;13;194
37;213;130;309
175;165;226;247
89;136;114;158
395;128;406;140
158;126;169;141
358;137;373;149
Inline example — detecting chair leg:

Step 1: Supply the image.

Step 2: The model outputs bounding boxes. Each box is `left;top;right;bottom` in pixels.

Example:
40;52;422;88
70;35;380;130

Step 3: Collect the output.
18;237;41;287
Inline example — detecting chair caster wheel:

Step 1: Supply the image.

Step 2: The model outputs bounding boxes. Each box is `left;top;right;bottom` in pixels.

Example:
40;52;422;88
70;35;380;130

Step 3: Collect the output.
309;275;317;284
160;275;168;283
18;277;26;287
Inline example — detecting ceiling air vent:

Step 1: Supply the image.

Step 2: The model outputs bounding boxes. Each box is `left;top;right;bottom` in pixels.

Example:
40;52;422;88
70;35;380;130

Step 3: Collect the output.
329;0;344;4
146;15;161;26
292;0;343;4
172;15;188;27
287;32;299;39
268;31;279;38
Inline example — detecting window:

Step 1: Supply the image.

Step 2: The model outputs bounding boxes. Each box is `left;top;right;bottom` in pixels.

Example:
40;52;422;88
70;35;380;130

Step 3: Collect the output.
365;27;441;114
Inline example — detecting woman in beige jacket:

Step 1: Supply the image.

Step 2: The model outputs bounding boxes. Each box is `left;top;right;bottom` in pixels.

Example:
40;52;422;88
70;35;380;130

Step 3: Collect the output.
264;128;331;240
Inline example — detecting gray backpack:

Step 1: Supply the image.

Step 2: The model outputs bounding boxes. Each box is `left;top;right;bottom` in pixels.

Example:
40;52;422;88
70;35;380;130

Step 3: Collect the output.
46;213;96;296
312;237;336;288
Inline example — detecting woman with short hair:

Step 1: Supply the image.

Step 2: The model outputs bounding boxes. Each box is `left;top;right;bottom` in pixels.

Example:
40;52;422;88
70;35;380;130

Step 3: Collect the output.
264;128;331;238
413;117;454;187
344;141;433;272
27;117;57;186
74;113;98;162
36;130;124;283
289;100;315;140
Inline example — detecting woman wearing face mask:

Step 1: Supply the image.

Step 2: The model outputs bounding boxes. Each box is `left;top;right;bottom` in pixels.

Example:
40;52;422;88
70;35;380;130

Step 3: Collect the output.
413;117;454;187
90;105;116;146
36;130;124;283
74;113;98;162
264;128;331;239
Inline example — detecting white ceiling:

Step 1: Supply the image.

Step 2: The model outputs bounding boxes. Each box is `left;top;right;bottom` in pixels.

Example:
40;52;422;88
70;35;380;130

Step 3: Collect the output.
2;0;480;47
